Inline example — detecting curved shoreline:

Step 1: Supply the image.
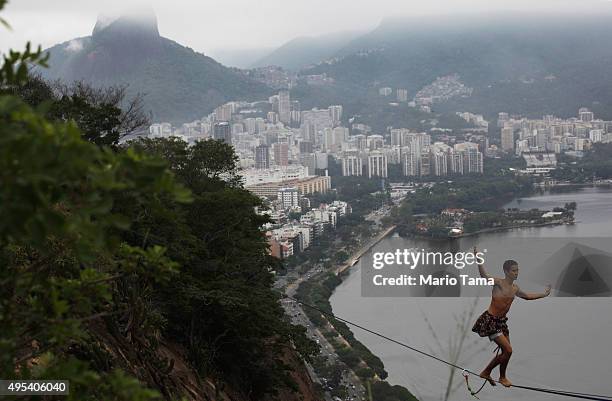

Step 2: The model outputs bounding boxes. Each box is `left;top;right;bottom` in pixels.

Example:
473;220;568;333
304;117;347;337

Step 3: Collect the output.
450;220;571;238
335;225;396;275
336;220;572;276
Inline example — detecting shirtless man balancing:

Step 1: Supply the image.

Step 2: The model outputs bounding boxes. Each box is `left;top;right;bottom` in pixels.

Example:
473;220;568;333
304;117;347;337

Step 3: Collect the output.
471;247;551;388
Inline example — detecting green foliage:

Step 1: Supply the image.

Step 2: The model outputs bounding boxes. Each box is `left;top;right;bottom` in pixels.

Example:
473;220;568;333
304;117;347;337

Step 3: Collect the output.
4;76;150;147
50;92;122;146
0;94;186;400
390;202;414;237
388;176;534;238
333;250;349;264
1;12;314;399
0;92;315;399
565;201;577;211
483;155;527;176
463;212;507;233
551;143;612;182
371;380;420;401
1;42;48;85
403;176;533;216
313;173;386;216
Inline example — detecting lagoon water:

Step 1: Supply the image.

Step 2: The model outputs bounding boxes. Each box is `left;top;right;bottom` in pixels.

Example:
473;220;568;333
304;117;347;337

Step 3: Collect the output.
330;187;612;401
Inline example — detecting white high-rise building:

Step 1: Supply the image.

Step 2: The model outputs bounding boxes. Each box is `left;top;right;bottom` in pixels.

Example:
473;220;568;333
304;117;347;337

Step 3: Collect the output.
430;143;451;176
244;118;257;134
589;129;604;143
419;152;431;177
367;152;388;178
214;103;233;122
367;135;385;150
329;105;343;126
278;90;291;124
341;152;364;176
379;87;392;96
431;150;448;176
454;143;483;174
322;127;348;153
333;127;349;150
396;89;409;102
501;127;515;151
579;108;594;123
402;150;419;177
278;187;300;209
449;152;464;175
267;111;279;124
301;109;333;131
498;112;510;127
574;138;587;151
390;128;407;146
149;122;173;137
516;139;530;155
354;134;368;151
402;132;431;154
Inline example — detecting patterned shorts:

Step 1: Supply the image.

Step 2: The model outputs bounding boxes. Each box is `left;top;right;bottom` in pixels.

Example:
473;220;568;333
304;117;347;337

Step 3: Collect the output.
472;311;509;341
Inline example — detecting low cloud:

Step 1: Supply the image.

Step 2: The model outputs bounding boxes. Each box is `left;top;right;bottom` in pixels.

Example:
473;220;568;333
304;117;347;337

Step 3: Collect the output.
65;39;84;52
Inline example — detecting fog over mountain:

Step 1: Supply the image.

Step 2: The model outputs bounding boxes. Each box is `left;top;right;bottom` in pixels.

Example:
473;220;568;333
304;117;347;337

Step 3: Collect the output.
298;12;612;119
6;0;611;55
208;47;275;69
251;30;364;71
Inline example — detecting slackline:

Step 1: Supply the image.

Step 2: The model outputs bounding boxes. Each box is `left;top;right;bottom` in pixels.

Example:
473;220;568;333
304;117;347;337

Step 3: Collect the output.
284;295;612;401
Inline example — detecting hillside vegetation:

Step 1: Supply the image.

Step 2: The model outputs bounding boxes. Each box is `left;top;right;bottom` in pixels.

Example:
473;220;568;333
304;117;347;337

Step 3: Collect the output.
40;12;272;123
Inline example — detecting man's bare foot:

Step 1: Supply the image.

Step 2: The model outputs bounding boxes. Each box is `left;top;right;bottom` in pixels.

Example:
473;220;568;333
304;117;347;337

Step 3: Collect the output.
499;377;512;387
479;371;496;386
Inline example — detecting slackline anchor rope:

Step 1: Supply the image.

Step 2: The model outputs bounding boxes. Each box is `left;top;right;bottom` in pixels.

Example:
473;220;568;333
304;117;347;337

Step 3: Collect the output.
463;370;487;399
284;294;612;401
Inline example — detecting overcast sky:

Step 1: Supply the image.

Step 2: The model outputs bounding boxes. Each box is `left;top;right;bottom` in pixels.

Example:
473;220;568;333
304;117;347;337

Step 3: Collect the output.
2;0;611;55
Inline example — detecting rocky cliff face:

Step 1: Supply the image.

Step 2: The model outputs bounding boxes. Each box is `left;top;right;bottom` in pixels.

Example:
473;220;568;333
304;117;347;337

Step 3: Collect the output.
89;319;322;401
53;10;162;83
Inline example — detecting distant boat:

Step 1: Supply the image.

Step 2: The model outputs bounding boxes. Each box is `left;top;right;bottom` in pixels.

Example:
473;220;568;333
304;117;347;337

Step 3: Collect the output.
448;228;464;238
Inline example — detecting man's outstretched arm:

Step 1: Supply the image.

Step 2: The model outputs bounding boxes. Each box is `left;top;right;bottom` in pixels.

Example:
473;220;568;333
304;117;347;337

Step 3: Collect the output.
517;285;552;300
473;247;500;284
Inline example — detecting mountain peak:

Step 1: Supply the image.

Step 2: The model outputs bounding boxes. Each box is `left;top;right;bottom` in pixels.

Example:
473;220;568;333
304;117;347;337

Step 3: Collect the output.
92;6;159;40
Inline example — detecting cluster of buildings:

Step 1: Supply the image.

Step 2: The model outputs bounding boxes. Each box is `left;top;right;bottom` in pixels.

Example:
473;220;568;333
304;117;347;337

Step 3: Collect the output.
149;90;336;193
243;165;331;204
338;131;484;178
148;88;485;206
265;201;350;259
413;74;473;107
495;108;612;175
499;108;612;157
378;87;410;103
376;75;473;114
457;112;489;131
